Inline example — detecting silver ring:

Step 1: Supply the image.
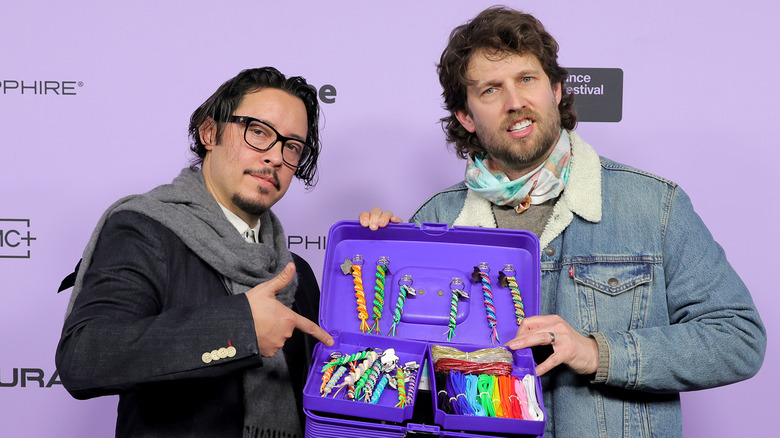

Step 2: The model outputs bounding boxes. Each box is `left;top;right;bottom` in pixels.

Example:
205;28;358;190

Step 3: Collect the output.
548;332;556;344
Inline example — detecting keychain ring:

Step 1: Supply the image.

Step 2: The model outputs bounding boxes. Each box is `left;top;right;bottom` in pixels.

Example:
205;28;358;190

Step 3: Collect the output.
502;264;517;277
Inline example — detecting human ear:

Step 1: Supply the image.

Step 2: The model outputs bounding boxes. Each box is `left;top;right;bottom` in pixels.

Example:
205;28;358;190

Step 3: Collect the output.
198;117;217;150
455;109;476;133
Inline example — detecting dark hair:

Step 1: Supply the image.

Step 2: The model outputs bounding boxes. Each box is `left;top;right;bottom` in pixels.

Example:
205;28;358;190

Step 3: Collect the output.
438;6;577;159
188;67;321;188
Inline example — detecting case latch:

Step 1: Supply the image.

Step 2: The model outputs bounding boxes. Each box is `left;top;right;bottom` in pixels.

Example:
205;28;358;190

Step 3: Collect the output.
404;423;441;436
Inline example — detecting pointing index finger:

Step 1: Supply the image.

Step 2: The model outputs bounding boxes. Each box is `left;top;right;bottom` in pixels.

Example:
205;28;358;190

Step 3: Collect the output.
294;313;334;346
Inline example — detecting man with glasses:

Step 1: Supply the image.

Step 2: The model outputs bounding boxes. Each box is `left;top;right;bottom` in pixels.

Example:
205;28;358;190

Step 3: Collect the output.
56;67;334;438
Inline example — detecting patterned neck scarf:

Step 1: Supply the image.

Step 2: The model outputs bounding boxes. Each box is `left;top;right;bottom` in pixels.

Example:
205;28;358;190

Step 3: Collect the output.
465;130;572;213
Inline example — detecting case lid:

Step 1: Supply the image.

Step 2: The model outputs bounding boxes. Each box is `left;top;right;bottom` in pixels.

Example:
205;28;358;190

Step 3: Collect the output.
319;221;541;346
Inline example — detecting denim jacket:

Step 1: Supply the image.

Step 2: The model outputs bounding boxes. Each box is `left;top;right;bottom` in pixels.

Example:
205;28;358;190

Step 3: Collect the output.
410;131;766;437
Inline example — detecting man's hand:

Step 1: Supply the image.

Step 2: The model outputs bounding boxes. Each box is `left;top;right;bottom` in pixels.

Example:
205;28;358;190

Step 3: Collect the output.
245;263;334;357
506;315;599;376
358;207;403;230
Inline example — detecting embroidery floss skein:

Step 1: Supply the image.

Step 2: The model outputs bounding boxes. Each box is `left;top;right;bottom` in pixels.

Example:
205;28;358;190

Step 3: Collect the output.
448;370;474;415
497;375;515;418
508;376;525;419
464;373;486;416
477;374;496;417
523;374;544;421
491;375;505;418
514;376;530;420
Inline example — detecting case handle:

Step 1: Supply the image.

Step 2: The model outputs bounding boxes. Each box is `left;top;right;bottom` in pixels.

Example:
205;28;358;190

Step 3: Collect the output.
420;222;449;236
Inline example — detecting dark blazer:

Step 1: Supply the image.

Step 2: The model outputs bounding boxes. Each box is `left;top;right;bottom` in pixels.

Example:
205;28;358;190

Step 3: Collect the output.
56;211;320;437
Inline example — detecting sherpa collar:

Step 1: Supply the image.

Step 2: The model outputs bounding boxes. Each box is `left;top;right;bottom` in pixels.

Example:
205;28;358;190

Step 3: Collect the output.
453;130;602;248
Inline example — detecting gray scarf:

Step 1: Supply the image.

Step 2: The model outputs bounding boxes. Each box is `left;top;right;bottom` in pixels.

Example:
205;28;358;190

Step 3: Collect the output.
67;167;301;437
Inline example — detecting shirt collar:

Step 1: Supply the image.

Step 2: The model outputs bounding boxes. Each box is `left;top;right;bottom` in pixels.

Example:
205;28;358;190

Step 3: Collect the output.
217;203;261;241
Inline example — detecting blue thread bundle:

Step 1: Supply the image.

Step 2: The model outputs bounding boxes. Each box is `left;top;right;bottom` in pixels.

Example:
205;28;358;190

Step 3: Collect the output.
447;370;475;415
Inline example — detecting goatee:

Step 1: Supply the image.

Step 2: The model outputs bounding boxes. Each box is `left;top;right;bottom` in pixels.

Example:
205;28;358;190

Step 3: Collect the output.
232;193;269;217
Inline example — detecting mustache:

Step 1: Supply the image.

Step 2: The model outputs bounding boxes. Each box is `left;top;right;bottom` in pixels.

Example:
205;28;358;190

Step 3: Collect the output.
244;168;280;190
502;109;537;131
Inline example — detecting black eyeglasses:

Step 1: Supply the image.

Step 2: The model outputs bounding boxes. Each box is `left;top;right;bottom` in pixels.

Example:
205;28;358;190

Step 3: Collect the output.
225;115;312;168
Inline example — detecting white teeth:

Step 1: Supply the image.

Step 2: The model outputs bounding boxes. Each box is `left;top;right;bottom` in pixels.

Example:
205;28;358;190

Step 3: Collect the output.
510;119;532;131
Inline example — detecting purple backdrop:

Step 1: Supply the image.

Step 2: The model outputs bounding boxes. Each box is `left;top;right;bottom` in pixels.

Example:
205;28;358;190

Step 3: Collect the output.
2;1;776;436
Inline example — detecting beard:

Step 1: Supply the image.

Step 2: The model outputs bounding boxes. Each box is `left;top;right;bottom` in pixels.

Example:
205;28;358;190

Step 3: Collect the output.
231;168;281;217
232;192;270;217
475;101;561;174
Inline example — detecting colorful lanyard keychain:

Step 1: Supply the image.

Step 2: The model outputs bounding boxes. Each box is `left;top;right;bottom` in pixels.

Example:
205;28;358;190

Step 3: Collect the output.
472;262;499;344
446;277;469;341
498;264;525;325
342;254;370;333
402;361;419;405
333;348;380;399
320;351;344;394
370;256;390;334
389;274;416;337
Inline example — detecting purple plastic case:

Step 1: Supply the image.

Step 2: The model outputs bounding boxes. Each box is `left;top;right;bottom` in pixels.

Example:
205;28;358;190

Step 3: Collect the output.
303;221;545;437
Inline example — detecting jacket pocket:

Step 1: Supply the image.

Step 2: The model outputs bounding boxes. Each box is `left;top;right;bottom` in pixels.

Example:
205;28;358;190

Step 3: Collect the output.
572;261;653;332
573;262;652;295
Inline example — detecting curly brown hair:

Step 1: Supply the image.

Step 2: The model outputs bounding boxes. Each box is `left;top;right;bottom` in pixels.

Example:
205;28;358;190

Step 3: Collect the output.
438;6;577;159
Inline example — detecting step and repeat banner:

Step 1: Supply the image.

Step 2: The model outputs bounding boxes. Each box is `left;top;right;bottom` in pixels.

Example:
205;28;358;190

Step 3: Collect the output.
2;1;777;436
